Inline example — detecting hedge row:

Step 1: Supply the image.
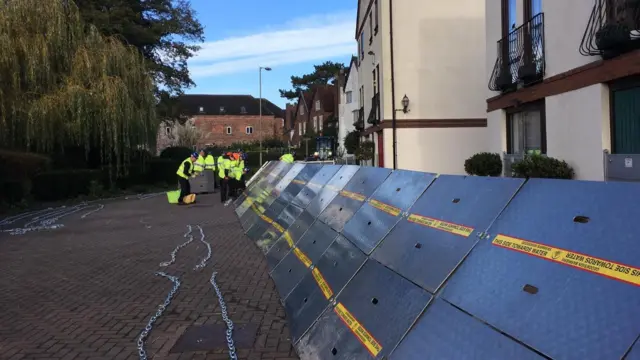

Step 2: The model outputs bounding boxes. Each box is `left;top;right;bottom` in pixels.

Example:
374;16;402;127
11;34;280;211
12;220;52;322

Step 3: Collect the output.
31;158;178;201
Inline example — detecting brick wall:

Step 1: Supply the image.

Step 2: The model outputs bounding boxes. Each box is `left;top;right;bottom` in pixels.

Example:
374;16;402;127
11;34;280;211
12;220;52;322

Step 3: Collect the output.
194;114;283;147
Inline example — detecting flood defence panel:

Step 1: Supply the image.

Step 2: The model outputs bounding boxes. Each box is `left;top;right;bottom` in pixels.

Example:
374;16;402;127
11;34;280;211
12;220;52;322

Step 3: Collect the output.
440;178;640;360
372;175;524;293
342;170;435;254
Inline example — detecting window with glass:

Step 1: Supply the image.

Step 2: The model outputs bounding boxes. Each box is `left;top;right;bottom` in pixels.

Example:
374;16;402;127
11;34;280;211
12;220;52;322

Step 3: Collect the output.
315;100;320;110
226;126;232;135
507;104;546;155
245;126;253;135
346;91;353;103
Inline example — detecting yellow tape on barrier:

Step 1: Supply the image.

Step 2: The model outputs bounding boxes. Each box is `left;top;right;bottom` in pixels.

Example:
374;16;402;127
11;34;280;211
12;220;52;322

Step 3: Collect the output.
311;267;333;299
292;179;306;185
407;214;474;237
493;234;640;286
334;303;382;357
339;190;367;202
293;248;312;268
368;199;401;217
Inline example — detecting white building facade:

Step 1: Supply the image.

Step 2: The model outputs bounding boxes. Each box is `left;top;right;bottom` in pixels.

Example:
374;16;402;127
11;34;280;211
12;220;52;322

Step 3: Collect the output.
485;0;640;181
338;58;360;157
355;0;489;174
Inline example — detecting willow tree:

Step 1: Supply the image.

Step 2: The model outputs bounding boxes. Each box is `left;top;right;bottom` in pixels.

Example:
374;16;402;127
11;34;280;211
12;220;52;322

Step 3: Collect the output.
0;0;157;168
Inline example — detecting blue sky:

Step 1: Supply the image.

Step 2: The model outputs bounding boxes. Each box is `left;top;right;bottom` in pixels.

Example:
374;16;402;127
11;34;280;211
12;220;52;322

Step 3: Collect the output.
185;0;357;108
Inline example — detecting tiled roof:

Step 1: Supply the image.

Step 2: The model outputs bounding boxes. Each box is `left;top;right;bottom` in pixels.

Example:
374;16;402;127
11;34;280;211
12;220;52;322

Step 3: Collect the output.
177;94;283;116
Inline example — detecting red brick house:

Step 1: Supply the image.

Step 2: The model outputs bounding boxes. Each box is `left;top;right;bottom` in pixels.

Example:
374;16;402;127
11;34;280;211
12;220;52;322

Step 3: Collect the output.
290;91;312;146
308;85;337;135
156;94;284;152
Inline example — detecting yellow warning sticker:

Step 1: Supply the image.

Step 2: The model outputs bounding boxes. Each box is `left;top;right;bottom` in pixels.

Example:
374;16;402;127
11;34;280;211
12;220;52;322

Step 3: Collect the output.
293;248;312;268
339;190;367;202
259;213;273;224
272;222;284;233
311;267;333;299
368;199;401;217
292;179;306;185
334;303;382;357
492;234;640;286
283;231;294;247
407;214;474;237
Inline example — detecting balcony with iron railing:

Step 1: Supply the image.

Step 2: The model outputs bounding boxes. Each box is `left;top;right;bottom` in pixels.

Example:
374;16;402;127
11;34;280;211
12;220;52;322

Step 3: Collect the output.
489;13;545;93
353;107;364;130
367;93;380;125
579;0;640;59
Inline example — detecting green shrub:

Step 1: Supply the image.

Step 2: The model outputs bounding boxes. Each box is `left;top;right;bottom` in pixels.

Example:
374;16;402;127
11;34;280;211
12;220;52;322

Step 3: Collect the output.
159;146;193;162
511;154;575;179
32;169;103;201
344;131;359;154
147;158;178;185
0;150;51;203
464;152;503;177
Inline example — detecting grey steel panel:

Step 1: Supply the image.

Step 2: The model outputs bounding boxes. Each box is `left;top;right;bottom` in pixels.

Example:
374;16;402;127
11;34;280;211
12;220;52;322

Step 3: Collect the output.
275;204;303;230
389;298;543;360
234;162;277;211
279;164;323;204
245;217;271;242
318;167;392;233
284;268;331;344
441;178;640;360
255;224;282;254
270;249;311;299
373;175;524;293
263;198;287;221
315;235;367;295
295;221;339;264
627;340;640;360
265;237;292;270
284;235;368;343
272;163;305;195
306;165;360;218
342;170;435;254
292;165;342;208
297;259;431;359
605;153;640;182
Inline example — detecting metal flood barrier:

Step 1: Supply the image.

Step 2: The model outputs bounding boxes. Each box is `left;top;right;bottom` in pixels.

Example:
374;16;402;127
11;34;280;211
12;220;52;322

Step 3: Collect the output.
234;162;640;360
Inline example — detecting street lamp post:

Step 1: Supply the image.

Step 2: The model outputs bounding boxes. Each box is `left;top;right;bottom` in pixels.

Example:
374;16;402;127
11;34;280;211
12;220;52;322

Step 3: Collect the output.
259;66;272;166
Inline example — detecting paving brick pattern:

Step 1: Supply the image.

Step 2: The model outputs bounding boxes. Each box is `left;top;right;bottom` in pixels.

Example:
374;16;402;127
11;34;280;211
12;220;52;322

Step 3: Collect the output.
0;194;299;360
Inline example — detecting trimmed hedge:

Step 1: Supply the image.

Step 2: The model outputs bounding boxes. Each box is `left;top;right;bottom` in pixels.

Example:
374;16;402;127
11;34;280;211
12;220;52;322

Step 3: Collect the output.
464;152;503;177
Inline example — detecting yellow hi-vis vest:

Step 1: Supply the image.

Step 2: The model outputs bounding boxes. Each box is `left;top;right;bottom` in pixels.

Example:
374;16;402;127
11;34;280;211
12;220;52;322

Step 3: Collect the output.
176;158;191;179
280;153;294;163
204;154;215;170
218;158;230;178
232;160;244;180
194;155;205;172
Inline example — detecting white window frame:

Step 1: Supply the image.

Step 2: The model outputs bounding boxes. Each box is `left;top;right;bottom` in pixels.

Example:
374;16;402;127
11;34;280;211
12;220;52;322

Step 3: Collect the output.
245;126;253;135
299;105;304;115
199;106;204;113
315;100;321;111
319;115;323;131
298;123;302;135
226;126;232;135
346;91;353;103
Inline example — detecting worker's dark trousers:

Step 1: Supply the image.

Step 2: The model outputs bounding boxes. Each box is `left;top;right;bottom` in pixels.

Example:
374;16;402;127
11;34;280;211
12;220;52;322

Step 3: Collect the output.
220;178;229;202
178;177;190;203
229;178;238;199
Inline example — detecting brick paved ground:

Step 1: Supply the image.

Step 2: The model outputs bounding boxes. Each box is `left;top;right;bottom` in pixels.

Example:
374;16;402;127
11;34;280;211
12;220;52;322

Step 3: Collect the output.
0;193;299;360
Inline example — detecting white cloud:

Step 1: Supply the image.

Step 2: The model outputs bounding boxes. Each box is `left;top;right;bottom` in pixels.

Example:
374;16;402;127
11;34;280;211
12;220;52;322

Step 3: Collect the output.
189;10;356;78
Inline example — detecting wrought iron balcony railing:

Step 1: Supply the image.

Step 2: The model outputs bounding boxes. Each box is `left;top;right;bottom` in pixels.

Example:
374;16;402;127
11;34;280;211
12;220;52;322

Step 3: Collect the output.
579;0;640;59
489;13;545;92
367;93;380;125
353;107;364;130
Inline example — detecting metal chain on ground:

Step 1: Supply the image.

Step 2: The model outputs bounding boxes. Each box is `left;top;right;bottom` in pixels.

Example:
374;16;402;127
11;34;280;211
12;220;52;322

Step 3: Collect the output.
193;225;211;271
81;204;104;218
210;271;238;360
137;272;181;360
159;225;194;267
2;203;103;235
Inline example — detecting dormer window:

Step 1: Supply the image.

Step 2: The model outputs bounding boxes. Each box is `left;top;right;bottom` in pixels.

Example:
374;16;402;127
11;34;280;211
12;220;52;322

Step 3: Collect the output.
299;105;304;115
219;106;225;114
198;106;204;113
315;100;321;110
240;106;247;114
